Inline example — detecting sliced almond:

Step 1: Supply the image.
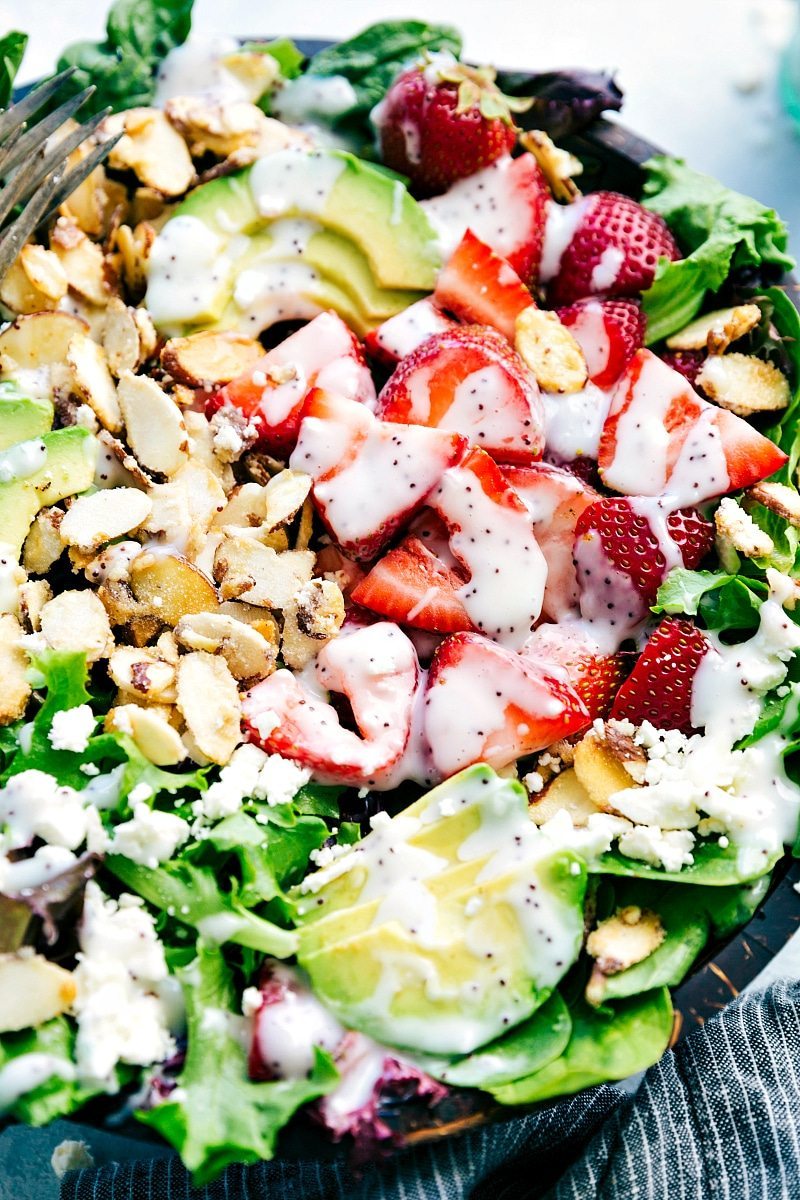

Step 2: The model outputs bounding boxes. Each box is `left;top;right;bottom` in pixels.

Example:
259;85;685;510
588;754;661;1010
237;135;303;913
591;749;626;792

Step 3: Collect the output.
67;332;122;432
108;646;177;702
665;304;761;354
103;297;145;376
213;483;268;530
519;129;583;203
143;460;227;559
114;221;156;299
747;480;800;528
220;51;280;101
587;907;665;975
0;614;30;724
515;307;587;394
715;496;774;565
0;954;76;1032
0;311;88;369
183;410;235;491
117;371;189;477
0;249;64;314
166;95;270;159
20;244;69;302
281;578;346;669
573;726;645;810
18;579;52;633
213;535;314;607
106;703;186;765
161;329;263;389
528;767;600;827
39;590;113;662
174;611;276;682
176;650;241;764
96;429;153;488
218;599;280;643
50;218;109;306
262;469;312;533
103;108;195;197
697;353;790;416
60;488;152;552
129;551;219;625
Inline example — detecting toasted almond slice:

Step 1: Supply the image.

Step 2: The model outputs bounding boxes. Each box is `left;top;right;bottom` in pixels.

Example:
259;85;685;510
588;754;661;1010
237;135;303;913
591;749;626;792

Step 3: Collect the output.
0;254;59;314
573;726;645;810
263;469;312;532
108;646;177;701
114;221;155;298
50;218;109;306
18;579;52;632
106;703;186;765
117;370;188;477
295;497;313;551
183;410;235;491
161;329;263;388
587;907;665;975
39;590;113;662
665;304;761;353
0;311;88;368
84;540;141;586
281;580;345;670
103;108;195;197
165;95;270;158
528;766;600;827
213;535;314;607
176;650;241;764
747;480;800;528
0;614;30;724
20;244;68;302
519;129;583;203
133;307;158;359
103;297;144;376
143;460;227;559
715;496;774;566
220;51;280;101
0;954;76;1032
129;551;219;625
174;611;276;682
515;307;587;394
96;428;154;488
218;599;280;643
696;353;790;416
213;483;268;530
60;487;152;552
67;332;122;432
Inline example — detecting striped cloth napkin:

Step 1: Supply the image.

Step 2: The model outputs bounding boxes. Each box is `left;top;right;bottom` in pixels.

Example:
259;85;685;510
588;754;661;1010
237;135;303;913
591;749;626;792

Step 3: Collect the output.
61;980;800;1200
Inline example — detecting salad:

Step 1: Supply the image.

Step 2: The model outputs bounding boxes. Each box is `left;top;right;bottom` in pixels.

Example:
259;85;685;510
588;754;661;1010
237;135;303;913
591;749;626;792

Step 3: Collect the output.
1;0;800;1183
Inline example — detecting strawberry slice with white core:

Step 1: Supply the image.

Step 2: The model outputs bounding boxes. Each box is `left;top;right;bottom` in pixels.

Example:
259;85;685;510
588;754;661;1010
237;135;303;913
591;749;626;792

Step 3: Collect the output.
433;229;534;342
290;389;466;561
599;349;787;504
242;622;419;787
429;447;548;649
503;462;598;622
522;622;627;723
423;631;589;777
350;536;473;633
207;310;376;456
363;298;456;366
421;153;549;284
376;325;544;465
556;298;646;389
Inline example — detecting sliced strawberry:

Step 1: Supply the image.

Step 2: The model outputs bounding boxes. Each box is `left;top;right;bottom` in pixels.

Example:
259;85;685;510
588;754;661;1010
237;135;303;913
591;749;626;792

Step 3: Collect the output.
609;617;712;734
376;325;544;465
556;298;646;389
429;447;548;649
599;349;787;503
290;389;466;561
573;496;714;633
503;462;598;622
423;631;589;777
542;192;681;307
207;311;376;457
422;153;550;284
523;623;628;722
242;623;419;786
363;299;456;366
350;536;473;633
434;230;534;342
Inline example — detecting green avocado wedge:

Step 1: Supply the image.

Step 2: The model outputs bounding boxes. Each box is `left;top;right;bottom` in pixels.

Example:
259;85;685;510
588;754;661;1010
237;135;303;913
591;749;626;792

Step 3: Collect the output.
0;427;96;555
0;382;53;451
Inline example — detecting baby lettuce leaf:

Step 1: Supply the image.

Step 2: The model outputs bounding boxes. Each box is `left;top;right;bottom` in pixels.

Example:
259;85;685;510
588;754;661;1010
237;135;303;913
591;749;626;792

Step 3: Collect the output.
640;157;794;343
106;855;299;958
54;0;193;116
0;32;27;108
411;991;572;1089
489;988;673;1105
594;838;782;886
654;569;766;632
140;943;337;1185
0;1017;102;1125
204;811;328;906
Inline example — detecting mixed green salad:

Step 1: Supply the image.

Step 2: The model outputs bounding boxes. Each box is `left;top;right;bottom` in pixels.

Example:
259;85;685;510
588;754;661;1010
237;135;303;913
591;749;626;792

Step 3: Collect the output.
1;0;800;1185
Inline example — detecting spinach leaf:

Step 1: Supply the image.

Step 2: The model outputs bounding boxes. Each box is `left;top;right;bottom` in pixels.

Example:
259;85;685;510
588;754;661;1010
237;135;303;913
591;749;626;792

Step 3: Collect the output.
654;568;766;631
595;838;782;886
490;988;673;1105
0;32;27;109
204;810;328;906
702;873;772;939
242;38;304;81
0;1017;101;1125
139;943;337;1185
412;991;572;1089
640;157;794;343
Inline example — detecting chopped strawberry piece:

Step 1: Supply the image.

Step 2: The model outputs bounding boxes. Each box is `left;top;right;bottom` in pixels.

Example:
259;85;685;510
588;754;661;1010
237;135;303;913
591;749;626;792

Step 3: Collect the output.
542;191;681;307
434;230;534;341
242;623;419;786
523;623;628;722
423;631;589;777
290;389;466;561
573;496;714;633
363;299;456;366
206;311;376;457
350;536;473;633
610;618;712;734
376;325;544;465
503;462;598;622
598;349;787;503
556;298;646;389
429;447;548;649
422;153;550;284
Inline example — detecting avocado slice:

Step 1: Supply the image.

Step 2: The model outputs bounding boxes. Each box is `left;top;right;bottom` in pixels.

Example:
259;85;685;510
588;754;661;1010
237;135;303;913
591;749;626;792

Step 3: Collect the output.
0;383;53;452
305;229;427;321
0;427;97;555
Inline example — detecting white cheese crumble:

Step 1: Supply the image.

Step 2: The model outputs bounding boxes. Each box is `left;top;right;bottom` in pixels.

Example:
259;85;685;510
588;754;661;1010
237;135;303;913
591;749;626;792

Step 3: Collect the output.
195;743;311;822
127;782;155;805
109;803;190;869
0;771;89;852
48;705;96;753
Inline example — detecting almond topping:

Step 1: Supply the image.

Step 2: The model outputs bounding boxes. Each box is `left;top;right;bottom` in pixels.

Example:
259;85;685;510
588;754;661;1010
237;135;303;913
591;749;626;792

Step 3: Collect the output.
696;353;790;416
117;370;189;477
515;306;587;394
60;488;152;552
176;651;241;764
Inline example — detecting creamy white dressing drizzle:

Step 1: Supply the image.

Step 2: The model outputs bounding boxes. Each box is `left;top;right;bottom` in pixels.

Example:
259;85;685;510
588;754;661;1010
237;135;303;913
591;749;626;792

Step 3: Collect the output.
538;198;588;281
154;37;247;105
543;382;611;464
0;438;46;483
0;1055;75;1113
249;149;345;220
272;74;359;124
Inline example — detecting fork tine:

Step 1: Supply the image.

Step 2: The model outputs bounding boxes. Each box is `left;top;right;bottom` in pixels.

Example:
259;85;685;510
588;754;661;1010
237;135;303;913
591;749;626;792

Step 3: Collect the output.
0;168;64;281
45;130;122;214
0;85;95;179
0;67;77;144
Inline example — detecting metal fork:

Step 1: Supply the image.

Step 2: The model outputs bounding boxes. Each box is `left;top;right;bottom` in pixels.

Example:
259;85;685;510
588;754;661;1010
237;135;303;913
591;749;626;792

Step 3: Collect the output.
0;68;122;282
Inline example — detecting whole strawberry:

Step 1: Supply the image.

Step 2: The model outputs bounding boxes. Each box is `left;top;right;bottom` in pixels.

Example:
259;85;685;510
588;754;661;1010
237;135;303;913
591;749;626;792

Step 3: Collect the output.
375;59;531;196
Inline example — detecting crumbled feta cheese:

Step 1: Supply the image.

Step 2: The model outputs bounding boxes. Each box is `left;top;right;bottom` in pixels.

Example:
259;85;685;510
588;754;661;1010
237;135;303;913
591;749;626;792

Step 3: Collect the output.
241;986;262;1017
617;825;695;874
109;803;190;869
523;770;545;794
309;841;352;869
0;770;88;851
80;762;101;777
198;743;269;820
51;1140;95;1179
48;705;95;753
252;753;312;808
0;845;77;894
84;808;110;855
127;782;154;805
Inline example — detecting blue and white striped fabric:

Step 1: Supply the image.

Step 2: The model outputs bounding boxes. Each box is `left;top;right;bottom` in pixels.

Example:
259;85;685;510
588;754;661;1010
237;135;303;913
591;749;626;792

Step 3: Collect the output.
61;981;800;1200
